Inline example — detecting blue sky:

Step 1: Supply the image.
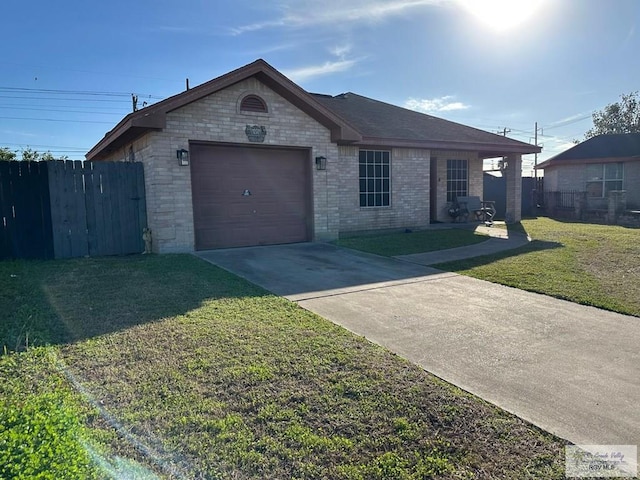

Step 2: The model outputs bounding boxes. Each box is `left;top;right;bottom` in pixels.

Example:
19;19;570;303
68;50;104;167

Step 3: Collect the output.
1;0;638;175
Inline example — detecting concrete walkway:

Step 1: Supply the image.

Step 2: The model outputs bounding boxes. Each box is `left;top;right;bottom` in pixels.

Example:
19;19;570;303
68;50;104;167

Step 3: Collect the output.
197;232;640;456
397;223;531;265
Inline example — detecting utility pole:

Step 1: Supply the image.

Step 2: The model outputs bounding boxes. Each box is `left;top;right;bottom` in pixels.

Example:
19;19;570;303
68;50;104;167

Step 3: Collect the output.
533;122;543;180
497;128;511;174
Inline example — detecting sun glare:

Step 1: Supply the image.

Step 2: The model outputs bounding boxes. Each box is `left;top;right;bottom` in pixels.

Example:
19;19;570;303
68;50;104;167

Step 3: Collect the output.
459;0;545;32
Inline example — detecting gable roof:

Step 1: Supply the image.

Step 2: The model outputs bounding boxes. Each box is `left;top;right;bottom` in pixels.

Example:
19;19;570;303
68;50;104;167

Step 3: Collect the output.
310;92;538;157
537;133;640;169
87;59;539;160
86;59;361;160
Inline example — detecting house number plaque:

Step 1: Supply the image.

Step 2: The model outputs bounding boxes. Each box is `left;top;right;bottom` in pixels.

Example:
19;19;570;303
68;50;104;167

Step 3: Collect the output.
245;125;267;142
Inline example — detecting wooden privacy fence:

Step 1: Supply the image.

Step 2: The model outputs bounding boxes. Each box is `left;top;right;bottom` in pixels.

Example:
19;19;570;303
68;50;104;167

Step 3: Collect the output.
0;160;147;260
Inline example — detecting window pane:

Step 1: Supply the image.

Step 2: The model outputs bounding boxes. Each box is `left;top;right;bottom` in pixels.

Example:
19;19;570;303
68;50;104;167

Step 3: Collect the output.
447;159;468;203
586;182;603;197
605;163;623;180
367;151;374;163
604;181;623;196
359;150;391;207
586;164;603;181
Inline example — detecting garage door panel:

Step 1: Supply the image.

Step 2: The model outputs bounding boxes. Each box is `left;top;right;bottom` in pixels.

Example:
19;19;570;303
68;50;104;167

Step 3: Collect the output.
191;144;311;250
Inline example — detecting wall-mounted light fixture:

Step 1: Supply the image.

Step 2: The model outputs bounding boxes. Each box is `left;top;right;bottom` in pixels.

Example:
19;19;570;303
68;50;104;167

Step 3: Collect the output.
315;156;327;171
177;149;189;166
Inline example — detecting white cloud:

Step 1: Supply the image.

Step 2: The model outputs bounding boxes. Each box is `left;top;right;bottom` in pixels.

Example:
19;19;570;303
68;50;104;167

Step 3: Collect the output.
404;96;470;113
231;0;449;34
282;59;358;82
330;44;352;59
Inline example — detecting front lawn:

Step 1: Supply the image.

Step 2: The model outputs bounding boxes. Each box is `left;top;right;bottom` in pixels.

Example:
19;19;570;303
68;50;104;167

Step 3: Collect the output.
335;228;487;257
435;218;640;317
0;255;568;479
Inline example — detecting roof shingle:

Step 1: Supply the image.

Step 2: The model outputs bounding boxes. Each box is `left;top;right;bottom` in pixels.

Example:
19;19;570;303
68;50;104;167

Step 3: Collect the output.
311;92;537;151
537;133;640;169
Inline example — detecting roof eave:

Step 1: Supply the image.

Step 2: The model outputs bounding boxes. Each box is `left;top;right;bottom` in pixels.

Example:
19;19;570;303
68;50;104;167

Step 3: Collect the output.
536;155;640;169
347;137;541;156
86;112;165;160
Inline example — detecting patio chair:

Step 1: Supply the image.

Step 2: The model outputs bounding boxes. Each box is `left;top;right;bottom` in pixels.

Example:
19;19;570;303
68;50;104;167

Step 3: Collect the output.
454;196;496;226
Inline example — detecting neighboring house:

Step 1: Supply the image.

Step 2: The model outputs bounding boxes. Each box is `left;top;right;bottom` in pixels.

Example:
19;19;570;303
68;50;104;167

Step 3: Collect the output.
536;133;640;210
86;59;539;253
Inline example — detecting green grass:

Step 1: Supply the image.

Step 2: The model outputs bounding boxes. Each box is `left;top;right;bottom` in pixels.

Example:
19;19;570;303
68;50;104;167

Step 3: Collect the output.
335;228;487;256
0;254;569;479
436;218;640;317
0;348;101;480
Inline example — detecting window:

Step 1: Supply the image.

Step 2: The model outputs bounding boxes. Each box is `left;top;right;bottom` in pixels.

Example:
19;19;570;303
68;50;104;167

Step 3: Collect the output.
586;163;623;197
240;94;268;113
359;150;390;207
447;159;468;202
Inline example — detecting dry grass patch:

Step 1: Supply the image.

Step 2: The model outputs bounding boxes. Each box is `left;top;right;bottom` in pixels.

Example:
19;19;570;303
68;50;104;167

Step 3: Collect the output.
2;255;569;479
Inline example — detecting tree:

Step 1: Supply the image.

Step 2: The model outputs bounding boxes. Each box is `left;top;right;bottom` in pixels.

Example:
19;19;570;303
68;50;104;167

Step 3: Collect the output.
0;147;68;161
585;91;640;139
0;147;17;161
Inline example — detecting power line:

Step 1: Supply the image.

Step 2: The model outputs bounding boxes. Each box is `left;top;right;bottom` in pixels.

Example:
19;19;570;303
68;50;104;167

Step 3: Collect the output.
0;86;163;99
0;106;127;115
0;94;132;103
0;116;114;124
543;114;592;131
0;143;88;151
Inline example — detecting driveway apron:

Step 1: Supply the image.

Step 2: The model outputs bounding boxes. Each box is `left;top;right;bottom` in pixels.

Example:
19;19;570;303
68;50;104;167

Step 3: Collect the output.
197;242;640;450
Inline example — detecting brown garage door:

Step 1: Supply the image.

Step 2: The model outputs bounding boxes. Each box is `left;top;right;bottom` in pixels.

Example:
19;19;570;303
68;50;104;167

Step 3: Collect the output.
190;143;311;250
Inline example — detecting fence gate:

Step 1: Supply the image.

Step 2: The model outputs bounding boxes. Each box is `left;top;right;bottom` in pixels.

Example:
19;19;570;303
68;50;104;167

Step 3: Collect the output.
0;161;53;259
0;160;146;260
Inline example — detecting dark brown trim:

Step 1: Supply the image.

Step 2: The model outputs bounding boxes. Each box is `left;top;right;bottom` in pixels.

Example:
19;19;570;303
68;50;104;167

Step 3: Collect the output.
349;137;541;156
536;156;639;170
189;140;311;153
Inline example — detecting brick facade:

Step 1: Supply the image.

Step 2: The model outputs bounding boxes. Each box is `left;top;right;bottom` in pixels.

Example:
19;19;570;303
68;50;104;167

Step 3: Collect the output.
432;151;484;222
101;79;490;252
543;161;640;209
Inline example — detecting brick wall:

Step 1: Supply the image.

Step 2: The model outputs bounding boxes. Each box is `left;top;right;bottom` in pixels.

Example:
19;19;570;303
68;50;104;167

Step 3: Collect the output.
545;161;640;209
102;78;338;252
624;161;640;208
336;146;430;234
98;78;492;250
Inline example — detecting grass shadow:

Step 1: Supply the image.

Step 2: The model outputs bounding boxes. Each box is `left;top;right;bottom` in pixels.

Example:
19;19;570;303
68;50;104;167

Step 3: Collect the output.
0;254;269;352
433;224;563;271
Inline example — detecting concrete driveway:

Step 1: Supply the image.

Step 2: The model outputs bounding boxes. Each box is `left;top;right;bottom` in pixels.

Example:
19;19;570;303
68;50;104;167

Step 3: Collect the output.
197;242;640;451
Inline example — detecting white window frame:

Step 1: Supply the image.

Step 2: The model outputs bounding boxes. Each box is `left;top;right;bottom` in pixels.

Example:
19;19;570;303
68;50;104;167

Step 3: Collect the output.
358;150;391;208
586;163;623;198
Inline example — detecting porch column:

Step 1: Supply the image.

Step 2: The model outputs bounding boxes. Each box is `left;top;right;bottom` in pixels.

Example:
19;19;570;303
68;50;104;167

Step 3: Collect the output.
504;153;522;223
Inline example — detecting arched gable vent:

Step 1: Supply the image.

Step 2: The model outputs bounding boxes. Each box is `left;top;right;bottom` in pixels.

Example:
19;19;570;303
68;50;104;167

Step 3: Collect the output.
240;94;268;113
